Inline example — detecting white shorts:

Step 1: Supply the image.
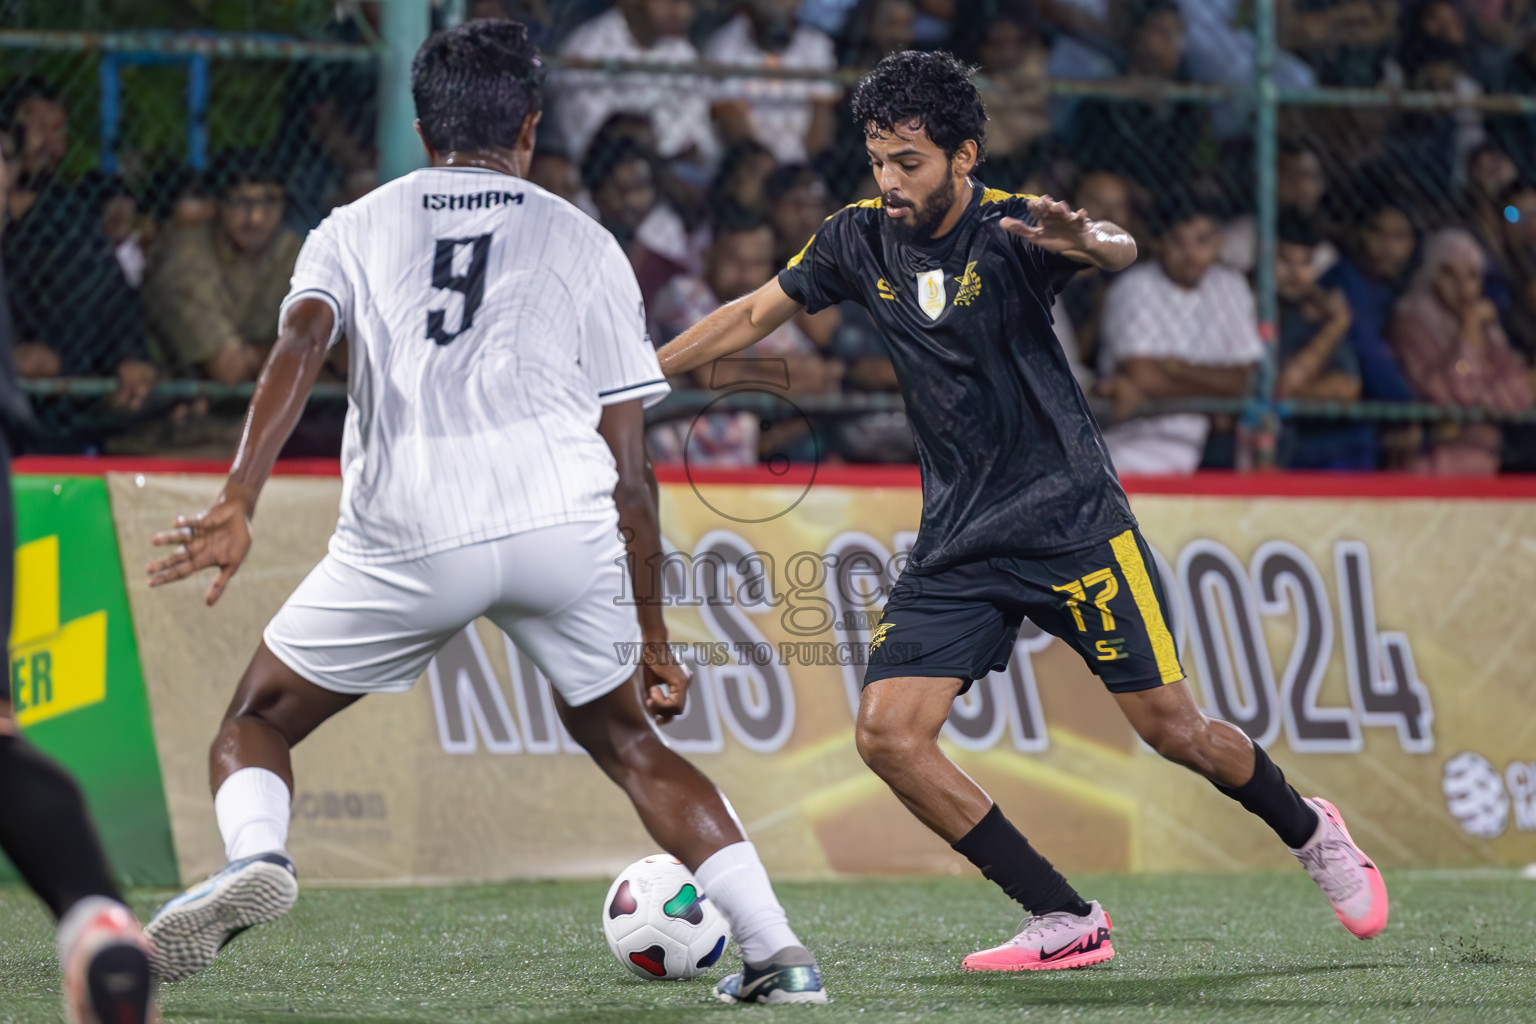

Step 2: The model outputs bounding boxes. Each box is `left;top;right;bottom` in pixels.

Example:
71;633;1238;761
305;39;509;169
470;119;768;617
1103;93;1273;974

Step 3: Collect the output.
263;515;640;707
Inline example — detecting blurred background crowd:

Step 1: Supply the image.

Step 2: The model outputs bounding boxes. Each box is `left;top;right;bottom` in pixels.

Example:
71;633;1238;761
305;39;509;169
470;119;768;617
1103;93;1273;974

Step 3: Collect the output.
4;0;1536;474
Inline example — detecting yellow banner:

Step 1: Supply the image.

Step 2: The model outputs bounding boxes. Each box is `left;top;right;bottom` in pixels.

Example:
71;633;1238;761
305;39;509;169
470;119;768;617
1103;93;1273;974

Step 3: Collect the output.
11;536;108;727
109;473;1536;884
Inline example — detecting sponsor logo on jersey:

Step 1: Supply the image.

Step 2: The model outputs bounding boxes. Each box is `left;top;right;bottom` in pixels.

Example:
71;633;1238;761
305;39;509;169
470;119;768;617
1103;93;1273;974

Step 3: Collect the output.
956;261;982;306
421;190;525;211
876;278;897;301
917;269;946;320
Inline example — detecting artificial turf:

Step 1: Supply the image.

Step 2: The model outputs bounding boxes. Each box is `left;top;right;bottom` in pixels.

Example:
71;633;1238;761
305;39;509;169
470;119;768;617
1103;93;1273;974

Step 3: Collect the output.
0;872;1532;1023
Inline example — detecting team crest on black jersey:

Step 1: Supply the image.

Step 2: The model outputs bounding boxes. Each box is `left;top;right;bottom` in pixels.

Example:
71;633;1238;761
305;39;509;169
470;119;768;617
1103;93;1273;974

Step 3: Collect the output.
917;270;946;320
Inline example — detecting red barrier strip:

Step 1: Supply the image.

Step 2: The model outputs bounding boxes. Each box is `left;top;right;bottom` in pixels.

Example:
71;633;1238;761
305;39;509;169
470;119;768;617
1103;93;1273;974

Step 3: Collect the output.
13;456;1536;498
14;456;342;477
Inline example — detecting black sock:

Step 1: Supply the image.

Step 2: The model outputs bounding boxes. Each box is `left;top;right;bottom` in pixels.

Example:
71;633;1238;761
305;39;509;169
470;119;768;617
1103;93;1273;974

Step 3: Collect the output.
0;734;122;920
1212;742;1320;849
952;804;1091;917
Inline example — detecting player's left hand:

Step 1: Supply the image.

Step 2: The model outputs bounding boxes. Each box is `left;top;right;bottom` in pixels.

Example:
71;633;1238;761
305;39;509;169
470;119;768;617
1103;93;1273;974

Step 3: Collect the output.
641;643;691;724
1001;196;1092;253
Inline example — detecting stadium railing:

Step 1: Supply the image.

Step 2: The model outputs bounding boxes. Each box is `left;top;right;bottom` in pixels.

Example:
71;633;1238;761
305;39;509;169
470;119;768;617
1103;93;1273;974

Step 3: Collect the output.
3;1;1534;467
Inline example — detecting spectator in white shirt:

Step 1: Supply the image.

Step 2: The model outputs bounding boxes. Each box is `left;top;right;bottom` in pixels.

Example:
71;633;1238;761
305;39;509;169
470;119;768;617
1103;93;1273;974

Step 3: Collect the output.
1096;203;1263;474
704;0;841;164
554;0;720;165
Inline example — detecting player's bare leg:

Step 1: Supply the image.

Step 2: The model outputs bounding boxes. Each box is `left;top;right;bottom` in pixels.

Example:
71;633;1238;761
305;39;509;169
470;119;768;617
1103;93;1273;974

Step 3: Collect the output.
1113;679;1265;783
557;674;741;867
146;642;358;981
558;674;827;1004
856;677;1113;971
855;676;993;838
208;642;360;793
1115;681;1388;938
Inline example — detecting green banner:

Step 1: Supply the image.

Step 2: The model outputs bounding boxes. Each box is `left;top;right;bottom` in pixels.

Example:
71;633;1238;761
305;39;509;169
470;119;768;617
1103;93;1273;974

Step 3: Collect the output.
4;475;178;886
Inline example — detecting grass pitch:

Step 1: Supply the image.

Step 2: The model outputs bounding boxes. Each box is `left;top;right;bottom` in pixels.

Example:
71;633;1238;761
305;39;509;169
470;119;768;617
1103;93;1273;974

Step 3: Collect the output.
0;872;1533;1023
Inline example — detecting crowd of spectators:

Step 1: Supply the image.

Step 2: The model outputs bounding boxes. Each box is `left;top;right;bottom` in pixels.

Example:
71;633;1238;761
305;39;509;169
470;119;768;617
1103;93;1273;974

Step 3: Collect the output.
4;0;1536;473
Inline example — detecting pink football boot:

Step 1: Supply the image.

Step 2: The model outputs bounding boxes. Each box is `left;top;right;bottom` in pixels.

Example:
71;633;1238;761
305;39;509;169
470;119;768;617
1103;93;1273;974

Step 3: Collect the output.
962;901;1114;971
1290;797;1390;939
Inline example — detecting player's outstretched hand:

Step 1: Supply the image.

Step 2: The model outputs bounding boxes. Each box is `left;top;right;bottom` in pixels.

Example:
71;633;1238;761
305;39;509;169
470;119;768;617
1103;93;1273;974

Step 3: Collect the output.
146;493;253;606
641;643;691;724
1001;196;1091;253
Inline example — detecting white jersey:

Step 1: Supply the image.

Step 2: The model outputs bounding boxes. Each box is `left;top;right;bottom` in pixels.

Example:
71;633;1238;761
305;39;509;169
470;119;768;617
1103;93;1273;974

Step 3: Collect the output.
280;166;669;565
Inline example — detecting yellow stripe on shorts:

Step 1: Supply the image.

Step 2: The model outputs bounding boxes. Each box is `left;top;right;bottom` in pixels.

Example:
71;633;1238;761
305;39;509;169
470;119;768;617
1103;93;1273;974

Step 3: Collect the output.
1108;530;1183;684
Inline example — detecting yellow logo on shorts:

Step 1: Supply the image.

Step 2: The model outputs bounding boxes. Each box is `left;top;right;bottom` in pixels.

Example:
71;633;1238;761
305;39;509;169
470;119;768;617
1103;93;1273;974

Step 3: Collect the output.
869;621;894;654
1095;638;1128;662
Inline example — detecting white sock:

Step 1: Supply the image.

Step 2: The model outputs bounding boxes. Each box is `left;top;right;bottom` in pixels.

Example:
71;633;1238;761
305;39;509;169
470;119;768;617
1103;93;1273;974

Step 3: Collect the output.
694;841;802;965
214;767;292;863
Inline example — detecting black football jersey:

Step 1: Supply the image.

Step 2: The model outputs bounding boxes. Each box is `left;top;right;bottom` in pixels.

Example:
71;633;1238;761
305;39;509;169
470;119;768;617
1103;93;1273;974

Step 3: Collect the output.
777;182;1135;573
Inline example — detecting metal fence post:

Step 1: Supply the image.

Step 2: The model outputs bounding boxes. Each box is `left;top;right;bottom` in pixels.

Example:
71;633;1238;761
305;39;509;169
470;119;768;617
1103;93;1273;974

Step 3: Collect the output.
187;52;208;171
377;0;429;183
1249;0;1281;470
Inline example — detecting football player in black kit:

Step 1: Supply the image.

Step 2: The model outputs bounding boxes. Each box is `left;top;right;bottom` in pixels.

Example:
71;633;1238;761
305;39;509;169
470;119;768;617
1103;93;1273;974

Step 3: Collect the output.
656;50;1387;969
0;145;156;1020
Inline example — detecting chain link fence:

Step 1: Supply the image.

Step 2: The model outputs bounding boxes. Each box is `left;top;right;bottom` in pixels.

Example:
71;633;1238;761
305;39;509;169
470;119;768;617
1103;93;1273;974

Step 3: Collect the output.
2;3;372;452
2;1;1535;468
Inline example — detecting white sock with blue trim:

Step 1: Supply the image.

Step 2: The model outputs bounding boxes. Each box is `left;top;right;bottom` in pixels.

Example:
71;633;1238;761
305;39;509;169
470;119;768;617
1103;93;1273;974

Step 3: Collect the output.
214;767;291;863
693;841;802;965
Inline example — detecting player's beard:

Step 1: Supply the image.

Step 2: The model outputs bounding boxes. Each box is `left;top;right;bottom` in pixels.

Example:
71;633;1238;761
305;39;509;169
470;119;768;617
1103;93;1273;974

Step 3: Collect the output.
887;176;958;241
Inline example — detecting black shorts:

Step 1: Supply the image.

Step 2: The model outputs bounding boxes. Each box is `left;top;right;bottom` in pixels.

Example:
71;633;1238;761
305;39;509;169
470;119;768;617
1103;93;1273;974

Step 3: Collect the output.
864;528;1184;695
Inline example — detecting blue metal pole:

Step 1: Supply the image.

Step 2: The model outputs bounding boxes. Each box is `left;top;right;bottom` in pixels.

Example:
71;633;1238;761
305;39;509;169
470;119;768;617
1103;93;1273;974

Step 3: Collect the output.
1249;0;1280;470
187;53;208;171
99;55;120;175
378;0;430;182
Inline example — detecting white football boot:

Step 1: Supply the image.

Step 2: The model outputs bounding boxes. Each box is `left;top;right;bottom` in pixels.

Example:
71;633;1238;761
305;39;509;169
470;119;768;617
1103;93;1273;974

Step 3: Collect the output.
145;851;298;981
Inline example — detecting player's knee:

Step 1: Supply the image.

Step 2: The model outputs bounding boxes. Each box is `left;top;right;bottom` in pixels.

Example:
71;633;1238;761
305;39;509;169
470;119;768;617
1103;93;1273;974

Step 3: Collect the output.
854;716;925;778
222;692;287;741
219;680;323;752
1140;715;1217;773
581;719;666;781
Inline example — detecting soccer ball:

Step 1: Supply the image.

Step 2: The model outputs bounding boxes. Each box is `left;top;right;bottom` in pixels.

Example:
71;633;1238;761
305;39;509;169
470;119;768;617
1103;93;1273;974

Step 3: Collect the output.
601;854;731;980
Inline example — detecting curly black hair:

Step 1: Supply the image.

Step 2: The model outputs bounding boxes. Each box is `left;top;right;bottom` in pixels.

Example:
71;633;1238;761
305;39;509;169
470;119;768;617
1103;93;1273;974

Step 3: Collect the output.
849;50;987;161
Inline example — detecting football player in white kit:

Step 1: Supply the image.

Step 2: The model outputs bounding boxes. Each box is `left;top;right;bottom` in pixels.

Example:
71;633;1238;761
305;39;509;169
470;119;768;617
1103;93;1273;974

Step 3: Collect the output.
141;20;825;1005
